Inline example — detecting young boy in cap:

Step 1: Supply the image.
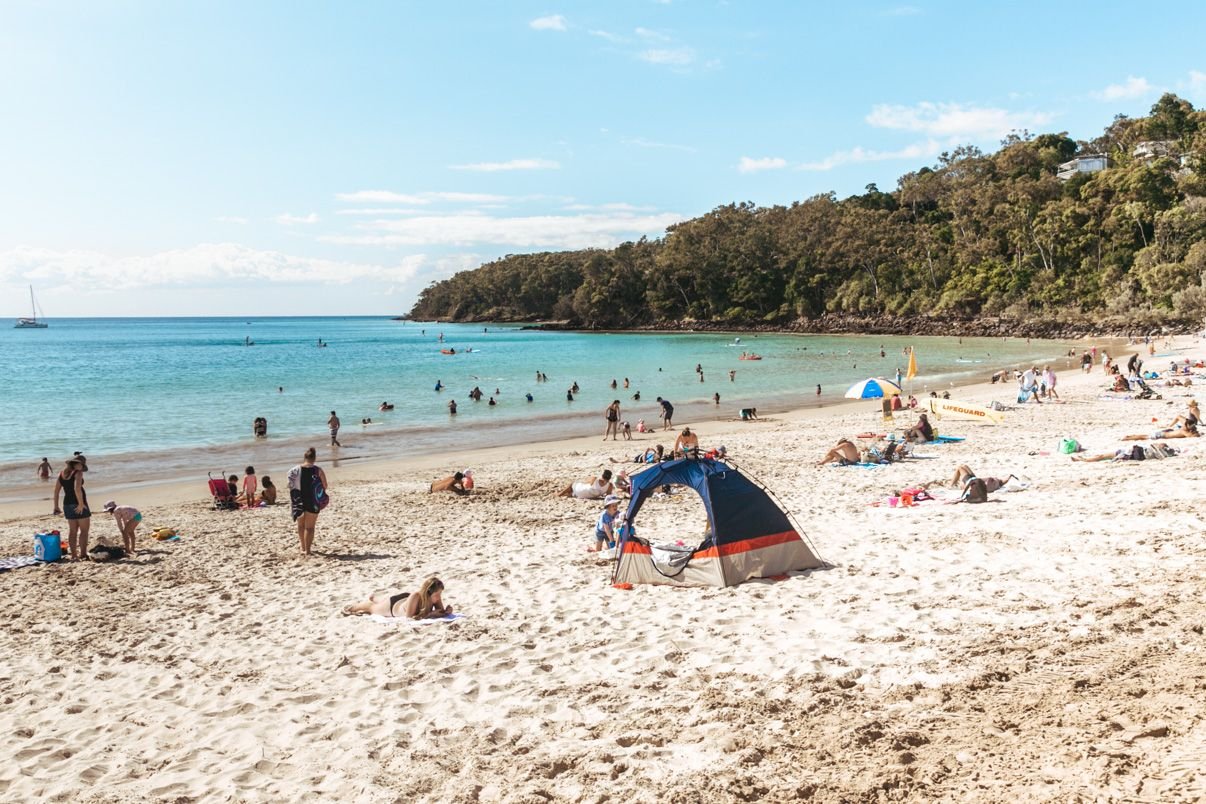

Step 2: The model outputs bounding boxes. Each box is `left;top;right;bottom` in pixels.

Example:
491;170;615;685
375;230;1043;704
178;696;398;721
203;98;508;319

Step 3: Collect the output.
103;500;142;557
592;495;621;553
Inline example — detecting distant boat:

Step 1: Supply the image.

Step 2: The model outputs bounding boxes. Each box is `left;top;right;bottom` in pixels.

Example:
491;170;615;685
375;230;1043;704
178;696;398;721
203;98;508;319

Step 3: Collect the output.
14;285;48;328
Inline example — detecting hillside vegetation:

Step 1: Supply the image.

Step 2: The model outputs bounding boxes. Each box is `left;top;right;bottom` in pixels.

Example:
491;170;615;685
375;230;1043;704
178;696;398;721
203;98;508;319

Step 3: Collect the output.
410;95;1206;332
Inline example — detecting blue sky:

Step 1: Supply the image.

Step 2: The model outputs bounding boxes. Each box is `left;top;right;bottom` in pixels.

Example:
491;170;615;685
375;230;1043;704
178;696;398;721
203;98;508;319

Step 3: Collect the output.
2;0;1204;316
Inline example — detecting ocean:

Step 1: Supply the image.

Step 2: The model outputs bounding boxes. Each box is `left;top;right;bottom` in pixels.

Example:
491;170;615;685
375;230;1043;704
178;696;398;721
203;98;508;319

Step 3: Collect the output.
0;317;1075;500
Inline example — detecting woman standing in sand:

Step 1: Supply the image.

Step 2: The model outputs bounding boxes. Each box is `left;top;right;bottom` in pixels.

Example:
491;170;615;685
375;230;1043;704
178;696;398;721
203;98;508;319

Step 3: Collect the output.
288;447;329;556
52;455;91;560
603;400;621;440
342;576;453;619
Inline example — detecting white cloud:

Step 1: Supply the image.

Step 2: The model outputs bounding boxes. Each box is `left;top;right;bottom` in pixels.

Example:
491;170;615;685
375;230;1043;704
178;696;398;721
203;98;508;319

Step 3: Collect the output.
449;158;560;172
589;29;625;43
335;207;430;216
621;136;698;153
335;190;429;204
275;212;319;226
881;5;921;15
1093;76;1156;102
0;244;423;290
529;14;567;31
635;27;669;41
322;210;682;250
866;102;1052;140
737;156;787;174
797;140;941;172
639;47;694;67
214;215;248;224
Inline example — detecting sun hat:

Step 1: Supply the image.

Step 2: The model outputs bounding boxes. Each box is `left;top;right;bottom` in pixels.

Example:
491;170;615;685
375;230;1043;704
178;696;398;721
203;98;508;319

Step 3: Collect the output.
102;501;117;512
66;455;88;470
603;495;621;507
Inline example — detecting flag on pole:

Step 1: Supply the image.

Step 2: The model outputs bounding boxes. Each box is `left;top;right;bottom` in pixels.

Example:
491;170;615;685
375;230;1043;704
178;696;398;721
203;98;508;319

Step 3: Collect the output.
906;346;918;380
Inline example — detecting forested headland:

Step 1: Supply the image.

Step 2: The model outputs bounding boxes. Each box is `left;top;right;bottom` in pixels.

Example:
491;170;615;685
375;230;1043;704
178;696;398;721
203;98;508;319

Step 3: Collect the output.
409;95;1206;336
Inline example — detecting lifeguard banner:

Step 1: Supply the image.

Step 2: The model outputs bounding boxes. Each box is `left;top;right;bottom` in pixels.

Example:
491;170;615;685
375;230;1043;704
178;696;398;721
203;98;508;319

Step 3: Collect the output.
927;397;1005;424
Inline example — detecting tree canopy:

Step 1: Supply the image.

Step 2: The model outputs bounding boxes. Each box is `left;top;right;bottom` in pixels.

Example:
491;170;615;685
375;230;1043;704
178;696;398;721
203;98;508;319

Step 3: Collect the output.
410;95;1206;329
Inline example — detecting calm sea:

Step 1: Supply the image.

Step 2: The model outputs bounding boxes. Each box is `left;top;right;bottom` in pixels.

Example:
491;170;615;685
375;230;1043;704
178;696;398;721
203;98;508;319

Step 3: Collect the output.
0;317;1074;500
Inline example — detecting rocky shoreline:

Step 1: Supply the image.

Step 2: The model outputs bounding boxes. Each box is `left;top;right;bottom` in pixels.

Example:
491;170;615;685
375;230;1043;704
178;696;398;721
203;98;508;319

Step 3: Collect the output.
504;313;1198;339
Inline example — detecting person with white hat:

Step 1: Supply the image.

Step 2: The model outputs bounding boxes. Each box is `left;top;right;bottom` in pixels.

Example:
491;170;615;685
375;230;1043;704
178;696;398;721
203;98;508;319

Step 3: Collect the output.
592;496;622;553
103;500;142;557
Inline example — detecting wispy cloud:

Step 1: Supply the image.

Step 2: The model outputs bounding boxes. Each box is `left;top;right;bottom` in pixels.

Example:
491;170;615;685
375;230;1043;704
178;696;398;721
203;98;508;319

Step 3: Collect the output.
1092;76;1156;102
214;215;248;225
529;14;567;31
336;190;428;204
335;207;430;216
323;210;682;250
737;156;788;174
866;102;1052;140
639;47;694;67
620;136;698;153
449;158;560;172
0;244;422;289
275;212;319;226
635;27;670;41
588;29;624;43
881;5;921;16
797;141;941;172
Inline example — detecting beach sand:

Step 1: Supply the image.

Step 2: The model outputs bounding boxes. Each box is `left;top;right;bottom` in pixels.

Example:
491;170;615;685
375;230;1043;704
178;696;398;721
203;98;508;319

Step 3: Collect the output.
2;340;1205;802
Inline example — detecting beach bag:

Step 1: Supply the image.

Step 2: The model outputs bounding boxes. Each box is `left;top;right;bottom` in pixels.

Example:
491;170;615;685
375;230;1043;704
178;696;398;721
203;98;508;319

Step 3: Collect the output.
962;478;988;504
1059;438;1080;454
313;474;330;511
1142;445;1165;460
1129;445;1146;461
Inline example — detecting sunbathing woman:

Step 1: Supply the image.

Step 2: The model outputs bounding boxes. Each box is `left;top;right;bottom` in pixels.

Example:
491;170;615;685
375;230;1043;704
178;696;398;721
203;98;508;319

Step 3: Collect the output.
816;438;860;466
342;576;453;619
1121;402;1199;440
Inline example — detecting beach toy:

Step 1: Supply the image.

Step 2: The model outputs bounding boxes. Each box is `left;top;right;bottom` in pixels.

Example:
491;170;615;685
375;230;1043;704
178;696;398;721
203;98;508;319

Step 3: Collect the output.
888;496;898;508
899;493;914;507
612;582;634;591
33;532;62;562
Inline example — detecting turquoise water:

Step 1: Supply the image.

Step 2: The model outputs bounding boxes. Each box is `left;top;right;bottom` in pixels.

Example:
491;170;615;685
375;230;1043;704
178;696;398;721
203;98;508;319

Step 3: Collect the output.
0;317;1072;497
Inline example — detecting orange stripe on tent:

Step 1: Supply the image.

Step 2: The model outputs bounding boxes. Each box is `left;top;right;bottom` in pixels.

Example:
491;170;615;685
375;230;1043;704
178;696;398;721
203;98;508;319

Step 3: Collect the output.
694;530;801;559
621;530;800;559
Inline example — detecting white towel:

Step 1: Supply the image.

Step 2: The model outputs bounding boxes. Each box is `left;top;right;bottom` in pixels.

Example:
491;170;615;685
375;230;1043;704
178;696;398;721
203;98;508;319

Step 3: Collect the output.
368;613;464;626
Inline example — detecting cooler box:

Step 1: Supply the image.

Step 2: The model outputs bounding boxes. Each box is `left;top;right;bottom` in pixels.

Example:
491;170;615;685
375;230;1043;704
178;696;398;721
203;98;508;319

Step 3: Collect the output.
34;533;62;562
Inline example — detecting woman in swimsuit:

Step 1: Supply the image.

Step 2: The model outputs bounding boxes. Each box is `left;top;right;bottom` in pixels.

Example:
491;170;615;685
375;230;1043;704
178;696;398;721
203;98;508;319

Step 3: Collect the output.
287;447;329;556
52;455;91;560
603;400;621;440
342;576;453;619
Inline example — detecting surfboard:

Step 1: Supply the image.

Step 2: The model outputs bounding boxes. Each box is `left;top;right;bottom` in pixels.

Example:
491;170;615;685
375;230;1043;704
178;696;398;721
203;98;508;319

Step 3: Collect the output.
927;398;1005;425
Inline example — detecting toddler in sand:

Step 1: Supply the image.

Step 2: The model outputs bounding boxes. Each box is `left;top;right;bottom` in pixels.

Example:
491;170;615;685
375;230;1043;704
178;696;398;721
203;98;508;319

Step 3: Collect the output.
102;500;141;556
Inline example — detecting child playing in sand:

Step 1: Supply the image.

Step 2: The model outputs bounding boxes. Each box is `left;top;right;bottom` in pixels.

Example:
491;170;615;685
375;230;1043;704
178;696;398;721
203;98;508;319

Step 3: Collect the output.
592;496;621;552
102;500;141;556
342;576;453;619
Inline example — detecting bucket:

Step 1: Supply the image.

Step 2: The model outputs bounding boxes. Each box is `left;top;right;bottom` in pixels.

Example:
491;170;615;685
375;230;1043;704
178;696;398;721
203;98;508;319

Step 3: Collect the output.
34;533;62;562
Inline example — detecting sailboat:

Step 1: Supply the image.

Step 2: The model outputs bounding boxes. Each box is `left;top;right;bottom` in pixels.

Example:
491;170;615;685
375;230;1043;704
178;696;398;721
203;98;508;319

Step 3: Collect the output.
15;285;48;328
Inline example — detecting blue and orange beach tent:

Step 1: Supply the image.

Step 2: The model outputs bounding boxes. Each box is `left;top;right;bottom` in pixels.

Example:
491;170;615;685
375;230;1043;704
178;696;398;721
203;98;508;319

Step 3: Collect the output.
611;458;824;587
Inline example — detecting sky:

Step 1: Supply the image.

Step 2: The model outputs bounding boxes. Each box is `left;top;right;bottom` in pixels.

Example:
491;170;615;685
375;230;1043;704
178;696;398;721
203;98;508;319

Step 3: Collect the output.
2;1;1205;317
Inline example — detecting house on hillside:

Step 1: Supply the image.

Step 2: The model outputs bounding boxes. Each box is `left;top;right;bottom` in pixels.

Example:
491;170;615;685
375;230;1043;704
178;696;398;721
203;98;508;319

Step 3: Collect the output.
1133;140;1179;163
1057;154;1111;181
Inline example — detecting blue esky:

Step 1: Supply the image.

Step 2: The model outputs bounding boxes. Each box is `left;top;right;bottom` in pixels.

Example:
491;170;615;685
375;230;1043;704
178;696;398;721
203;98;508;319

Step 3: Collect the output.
2;1;1204;316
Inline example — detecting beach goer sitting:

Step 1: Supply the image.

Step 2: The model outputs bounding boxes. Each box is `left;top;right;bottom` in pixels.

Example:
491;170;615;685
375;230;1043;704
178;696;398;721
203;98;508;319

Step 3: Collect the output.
102;500;141;556
591;496;622;552
816;438;860;466
430;472;469;494
260;476;277;505
740;407;758;421
637;418;647;433
342;576;453;619
673;427;700;458
227;474;239;498
614;471;631;494
903;413;934;444
559;470;614;499
907;395;918;409
462;470;474;491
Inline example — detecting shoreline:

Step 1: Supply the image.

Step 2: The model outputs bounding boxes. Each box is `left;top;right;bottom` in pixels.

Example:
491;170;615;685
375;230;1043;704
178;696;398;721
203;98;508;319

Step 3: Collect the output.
0;340;1125;521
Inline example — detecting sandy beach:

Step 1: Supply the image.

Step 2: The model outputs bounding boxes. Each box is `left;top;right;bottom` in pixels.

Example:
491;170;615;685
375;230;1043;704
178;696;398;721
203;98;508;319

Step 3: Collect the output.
2;339;1205;802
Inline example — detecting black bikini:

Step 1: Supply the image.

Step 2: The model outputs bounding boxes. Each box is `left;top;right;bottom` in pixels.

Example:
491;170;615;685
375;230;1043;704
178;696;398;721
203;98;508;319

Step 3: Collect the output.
388;593;408;615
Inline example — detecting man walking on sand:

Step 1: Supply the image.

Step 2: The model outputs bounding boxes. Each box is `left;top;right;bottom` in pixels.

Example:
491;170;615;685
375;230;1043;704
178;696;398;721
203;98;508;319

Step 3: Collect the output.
328;411;342;447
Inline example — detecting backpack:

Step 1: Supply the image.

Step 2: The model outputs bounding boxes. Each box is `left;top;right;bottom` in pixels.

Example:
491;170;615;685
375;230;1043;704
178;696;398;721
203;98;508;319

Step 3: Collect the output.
1129;444;1146;461
962;477;988;503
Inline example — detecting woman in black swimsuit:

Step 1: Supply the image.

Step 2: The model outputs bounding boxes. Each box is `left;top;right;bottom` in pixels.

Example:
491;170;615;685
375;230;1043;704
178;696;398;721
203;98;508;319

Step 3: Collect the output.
287;447;329;556
603;400;621;441
52;455;91;560
341;577;453;619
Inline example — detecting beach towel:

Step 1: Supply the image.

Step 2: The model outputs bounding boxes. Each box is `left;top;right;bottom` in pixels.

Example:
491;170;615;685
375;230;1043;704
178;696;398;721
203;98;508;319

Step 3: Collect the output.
369;613;464;626
0;555;39;572
932;435;965;444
